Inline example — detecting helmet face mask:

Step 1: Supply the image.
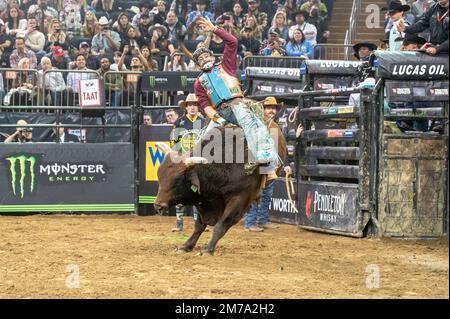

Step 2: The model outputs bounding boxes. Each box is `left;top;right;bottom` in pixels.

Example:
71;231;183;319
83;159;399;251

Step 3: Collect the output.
193;47;215;70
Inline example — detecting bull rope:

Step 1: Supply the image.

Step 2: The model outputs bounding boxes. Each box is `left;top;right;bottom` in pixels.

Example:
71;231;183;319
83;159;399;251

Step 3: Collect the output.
283;166;298;213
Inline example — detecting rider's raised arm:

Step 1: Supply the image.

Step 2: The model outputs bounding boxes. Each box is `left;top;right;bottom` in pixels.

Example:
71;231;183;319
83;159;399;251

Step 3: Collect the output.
214;27;238;75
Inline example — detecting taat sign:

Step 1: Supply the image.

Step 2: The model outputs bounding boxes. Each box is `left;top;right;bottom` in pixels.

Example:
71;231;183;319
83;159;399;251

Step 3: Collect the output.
79;79;105;117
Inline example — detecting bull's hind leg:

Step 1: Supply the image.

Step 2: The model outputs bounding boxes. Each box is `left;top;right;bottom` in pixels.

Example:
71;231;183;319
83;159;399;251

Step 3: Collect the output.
178;216;207;252
202;196;248;255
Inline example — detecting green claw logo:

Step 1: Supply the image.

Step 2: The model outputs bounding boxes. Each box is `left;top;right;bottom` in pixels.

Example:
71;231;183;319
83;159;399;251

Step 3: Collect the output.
181;75;187;87
5;155;36;198
148;75;156;87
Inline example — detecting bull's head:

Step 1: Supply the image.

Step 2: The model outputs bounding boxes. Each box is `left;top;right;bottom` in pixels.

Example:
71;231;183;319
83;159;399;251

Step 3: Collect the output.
153;143;208;214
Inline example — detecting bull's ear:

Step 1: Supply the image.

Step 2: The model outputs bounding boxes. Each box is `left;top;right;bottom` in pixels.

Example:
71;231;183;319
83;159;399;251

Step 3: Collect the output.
188;171;201;194
155;142;171;155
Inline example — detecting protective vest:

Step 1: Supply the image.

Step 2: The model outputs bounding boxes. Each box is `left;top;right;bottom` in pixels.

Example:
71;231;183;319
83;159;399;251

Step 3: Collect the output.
198;64;243;108
170;115;205;152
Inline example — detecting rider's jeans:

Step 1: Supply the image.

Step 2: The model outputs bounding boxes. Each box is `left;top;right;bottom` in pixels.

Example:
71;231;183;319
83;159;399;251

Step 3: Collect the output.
203;100;278;172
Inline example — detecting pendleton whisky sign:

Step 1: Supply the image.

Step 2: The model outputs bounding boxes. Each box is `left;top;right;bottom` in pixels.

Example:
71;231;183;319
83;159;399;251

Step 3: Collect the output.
0;143;134;212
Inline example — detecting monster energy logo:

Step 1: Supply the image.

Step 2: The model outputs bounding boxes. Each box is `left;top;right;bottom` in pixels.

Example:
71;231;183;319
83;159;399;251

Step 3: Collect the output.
181;75;187;87
5;155;36;198
148;75;156;87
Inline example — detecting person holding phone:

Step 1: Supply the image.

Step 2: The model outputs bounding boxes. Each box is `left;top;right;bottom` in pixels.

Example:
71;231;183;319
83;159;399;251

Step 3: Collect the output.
91;16;121;56
4;120;33;143
397;0;449;55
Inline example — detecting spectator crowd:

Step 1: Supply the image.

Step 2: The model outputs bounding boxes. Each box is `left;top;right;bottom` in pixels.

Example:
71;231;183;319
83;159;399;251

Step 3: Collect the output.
0;0;334;107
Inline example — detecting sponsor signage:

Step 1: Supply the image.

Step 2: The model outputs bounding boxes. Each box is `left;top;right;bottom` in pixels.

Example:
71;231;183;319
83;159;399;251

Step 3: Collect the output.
298;182;359;233
306;60;362;75
386;80;449;102
268;178;297;225
138;125;172;204
0;143;134;212
376;51;449;80
246;67;302;80
141;71;201;91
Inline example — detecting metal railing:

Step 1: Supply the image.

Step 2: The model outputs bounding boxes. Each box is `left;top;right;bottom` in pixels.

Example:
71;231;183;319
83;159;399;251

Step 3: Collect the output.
346;0;362;58
242;55;306;69
312;44;355;60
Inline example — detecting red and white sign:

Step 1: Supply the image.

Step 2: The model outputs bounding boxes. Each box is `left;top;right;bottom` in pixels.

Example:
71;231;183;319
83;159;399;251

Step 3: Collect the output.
79;79;103;107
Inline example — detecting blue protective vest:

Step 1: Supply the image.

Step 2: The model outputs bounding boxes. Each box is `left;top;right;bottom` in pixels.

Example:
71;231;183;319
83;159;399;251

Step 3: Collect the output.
198;64;243;108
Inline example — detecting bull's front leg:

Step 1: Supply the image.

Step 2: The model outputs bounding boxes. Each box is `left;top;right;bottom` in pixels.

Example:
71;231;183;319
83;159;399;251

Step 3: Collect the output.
202;196;248;255
177;214;207;252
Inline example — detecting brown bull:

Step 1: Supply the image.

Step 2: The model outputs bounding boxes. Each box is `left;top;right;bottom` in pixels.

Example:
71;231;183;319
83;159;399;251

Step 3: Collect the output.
154;124;286;254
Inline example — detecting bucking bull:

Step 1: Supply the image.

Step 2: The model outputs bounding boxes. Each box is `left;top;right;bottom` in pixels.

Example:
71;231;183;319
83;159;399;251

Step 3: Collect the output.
154;122;286;255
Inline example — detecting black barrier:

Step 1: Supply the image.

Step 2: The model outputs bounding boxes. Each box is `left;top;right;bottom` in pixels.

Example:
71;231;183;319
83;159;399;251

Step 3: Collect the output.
305;59;362;91
244;67;307;98
140;71;201;92
268;178;297;225
138;124;172;205
0;111;132;143
0;143;134;212
296;86;372;237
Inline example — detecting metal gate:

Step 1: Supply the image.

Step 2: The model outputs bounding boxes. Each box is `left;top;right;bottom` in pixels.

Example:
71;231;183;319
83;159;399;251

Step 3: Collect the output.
296;86;373;237
373;51;449;237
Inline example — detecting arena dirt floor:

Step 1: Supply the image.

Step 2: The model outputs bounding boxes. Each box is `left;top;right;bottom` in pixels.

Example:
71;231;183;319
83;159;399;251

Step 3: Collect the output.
0;214;448;299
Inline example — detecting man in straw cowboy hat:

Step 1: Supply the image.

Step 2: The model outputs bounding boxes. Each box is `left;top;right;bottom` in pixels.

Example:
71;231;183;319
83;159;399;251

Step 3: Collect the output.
91;16;121;56
189;16;280;182
244;96;283;232
170;93;206;232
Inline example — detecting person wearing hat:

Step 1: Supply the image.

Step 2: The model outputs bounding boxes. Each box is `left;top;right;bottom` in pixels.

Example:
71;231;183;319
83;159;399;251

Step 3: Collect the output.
186;0;215;27
288;10;317;46
299;0;328;17
398;33;428;51
352;42;377;61
397;0;448;55
169;93;206;232
91;16;121;56
260;28;286;56
149;23;175;55
192;17;280;183
4;120;33;143
244;96;283;232
246;0;268;30
383;0;411;51
239;25;261;57
76;41;101;70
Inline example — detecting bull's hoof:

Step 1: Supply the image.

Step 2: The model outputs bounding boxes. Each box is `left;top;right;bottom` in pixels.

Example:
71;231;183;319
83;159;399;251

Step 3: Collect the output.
197;249;214;256
175;246;193;253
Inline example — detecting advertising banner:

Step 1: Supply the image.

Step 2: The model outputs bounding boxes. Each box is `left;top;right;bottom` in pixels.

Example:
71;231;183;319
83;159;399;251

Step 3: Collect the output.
298;181;359;234
0;143;134;212
140;71;201;92
268;178;297;225
138;124;172;204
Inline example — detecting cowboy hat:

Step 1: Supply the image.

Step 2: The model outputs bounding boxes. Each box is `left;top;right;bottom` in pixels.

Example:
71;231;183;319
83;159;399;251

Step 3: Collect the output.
395;34;427;46
263;96;283;110
352;42;377;59
179;93;199;109
382;0;410;14
148;23;168;35
98;16;110;25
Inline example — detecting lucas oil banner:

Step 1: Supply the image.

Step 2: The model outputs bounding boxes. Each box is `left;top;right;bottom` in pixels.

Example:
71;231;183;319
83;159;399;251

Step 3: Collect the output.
0;143;134;212
298;181;361;234
138;124;173;204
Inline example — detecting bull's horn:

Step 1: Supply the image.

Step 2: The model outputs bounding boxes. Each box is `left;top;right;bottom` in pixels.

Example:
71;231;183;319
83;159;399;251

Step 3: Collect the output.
184;157;209;167
155;142;171;154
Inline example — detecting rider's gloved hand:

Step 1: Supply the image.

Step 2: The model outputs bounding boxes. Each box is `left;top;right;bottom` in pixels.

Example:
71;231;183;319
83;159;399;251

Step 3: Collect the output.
213;113;228;126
